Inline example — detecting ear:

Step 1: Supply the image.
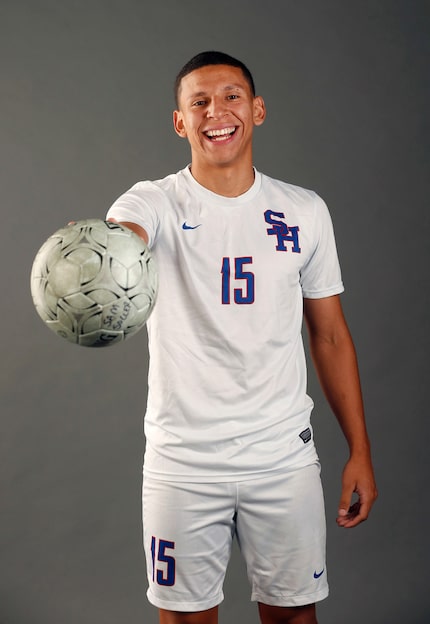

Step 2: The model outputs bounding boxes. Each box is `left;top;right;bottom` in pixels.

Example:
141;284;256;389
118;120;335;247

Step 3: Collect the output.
173;110;187;138
253;95;266;127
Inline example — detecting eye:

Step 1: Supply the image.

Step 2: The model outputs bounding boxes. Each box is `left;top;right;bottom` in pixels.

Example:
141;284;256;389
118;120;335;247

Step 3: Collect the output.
192;100;207;107
227;94;240;100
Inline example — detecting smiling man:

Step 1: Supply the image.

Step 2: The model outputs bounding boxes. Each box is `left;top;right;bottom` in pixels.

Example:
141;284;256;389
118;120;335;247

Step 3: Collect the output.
172;61;265;196
106;51;377;624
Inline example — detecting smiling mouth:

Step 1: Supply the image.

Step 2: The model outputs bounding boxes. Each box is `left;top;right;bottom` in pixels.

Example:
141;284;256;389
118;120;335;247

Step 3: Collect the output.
204;127;237;141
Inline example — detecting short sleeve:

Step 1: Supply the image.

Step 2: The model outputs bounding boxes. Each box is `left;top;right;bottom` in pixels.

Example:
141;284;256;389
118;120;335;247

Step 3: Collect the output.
300;195;344;299
106;181;165;248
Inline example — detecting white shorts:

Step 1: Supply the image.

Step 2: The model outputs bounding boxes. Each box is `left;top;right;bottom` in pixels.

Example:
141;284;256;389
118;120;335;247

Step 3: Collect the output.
142;463;328;612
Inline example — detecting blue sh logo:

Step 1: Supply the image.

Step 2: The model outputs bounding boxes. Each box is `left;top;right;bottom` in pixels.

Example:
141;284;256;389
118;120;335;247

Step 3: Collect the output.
264;210;301;253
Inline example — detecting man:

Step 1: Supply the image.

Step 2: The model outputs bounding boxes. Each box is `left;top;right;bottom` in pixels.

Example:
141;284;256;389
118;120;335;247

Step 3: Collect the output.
107;51;377;624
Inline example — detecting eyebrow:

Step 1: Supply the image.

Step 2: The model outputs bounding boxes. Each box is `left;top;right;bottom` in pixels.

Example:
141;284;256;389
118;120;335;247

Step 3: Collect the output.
186;84;246;100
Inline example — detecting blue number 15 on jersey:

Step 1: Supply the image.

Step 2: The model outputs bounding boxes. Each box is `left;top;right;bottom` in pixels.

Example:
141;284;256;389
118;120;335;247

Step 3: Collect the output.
221;256;255;305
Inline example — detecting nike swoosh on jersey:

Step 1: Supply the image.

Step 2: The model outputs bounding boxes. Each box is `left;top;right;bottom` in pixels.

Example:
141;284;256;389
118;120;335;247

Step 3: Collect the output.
182;222;201;230
313;569;324;579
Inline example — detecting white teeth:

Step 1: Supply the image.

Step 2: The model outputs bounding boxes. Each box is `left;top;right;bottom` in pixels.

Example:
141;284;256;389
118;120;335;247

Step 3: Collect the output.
206;127;235;137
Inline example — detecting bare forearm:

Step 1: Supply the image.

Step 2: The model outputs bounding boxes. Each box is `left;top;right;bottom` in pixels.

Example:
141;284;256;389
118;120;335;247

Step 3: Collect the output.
309;327;371;457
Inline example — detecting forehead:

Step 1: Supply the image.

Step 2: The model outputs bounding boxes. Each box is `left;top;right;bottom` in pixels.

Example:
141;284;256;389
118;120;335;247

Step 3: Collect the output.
178;64;252;102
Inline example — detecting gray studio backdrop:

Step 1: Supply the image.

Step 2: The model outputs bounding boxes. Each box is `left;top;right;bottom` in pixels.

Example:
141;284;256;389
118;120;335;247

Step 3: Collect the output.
1;1;429;623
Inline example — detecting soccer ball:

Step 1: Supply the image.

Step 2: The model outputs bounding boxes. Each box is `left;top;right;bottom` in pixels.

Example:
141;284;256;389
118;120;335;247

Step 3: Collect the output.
30;219;158;347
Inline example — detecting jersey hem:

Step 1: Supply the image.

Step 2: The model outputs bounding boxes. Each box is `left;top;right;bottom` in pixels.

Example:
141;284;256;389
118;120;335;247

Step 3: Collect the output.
143;458;321;484
301;284;344;299
147;589;224;612
251;587;329;607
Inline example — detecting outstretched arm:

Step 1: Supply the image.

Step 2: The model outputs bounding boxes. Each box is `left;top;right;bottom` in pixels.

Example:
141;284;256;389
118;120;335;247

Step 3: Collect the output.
107;218;149;244
303;295;378;528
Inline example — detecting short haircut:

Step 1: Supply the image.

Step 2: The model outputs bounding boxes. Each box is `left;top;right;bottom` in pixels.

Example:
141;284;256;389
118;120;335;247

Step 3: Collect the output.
174;51;256;107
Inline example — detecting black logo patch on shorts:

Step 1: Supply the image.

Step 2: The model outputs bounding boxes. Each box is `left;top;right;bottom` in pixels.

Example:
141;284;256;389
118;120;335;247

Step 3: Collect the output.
299;428;312;444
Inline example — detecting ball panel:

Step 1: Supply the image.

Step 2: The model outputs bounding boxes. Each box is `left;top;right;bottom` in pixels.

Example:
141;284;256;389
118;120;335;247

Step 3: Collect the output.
98;297;135;333
78;330;124;347
85;221;110;248
63;291;100;310
45;319;76;342
66;247;103;285
56;303;78;332
48;258;82;298
109;256;147;290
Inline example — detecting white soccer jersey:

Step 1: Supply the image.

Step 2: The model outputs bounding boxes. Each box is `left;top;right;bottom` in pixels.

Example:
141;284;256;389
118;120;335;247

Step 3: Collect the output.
107;166;344;482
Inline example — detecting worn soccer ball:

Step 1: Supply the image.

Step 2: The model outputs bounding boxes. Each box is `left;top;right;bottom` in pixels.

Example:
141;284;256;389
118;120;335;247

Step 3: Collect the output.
30;219;157;347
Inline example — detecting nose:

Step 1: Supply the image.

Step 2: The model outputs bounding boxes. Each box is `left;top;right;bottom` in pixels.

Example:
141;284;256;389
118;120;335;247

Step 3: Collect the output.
206;95;227;119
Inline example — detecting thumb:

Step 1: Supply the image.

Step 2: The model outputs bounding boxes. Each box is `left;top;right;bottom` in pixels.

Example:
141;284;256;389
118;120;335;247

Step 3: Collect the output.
337;482;354;522
338;479;354;512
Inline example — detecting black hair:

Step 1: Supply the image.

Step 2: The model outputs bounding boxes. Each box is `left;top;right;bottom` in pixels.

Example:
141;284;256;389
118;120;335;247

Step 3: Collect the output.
174;51;256;107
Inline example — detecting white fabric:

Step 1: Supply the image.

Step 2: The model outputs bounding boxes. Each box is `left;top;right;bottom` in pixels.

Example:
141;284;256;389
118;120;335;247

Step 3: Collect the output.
142;464;328;610
107;166;344;482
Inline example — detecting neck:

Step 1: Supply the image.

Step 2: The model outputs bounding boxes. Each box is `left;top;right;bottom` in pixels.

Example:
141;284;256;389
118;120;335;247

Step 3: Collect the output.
189;162;255;197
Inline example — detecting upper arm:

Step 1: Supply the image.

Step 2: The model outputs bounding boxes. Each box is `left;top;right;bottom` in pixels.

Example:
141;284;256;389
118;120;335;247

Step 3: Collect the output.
303;295;350;344
107;218;149;244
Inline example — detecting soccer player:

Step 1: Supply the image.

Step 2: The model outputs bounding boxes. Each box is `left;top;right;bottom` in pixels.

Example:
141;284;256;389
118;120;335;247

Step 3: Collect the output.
107;51;377;624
